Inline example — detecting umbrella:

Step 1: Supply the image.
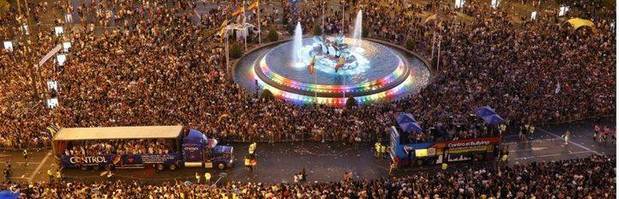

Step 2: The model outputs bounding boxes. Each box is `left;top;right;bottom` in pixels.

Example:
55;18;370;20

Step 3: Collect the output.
396;113;423;133
404;122;423;133
566;18;595;30
482;114;504;125
475;106;496;117
396;113;416;124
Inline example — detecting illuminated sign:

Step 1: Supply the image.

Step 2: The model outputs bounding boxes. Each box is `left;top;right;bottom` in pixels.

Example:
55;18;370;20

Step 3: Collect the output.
415;149;428;157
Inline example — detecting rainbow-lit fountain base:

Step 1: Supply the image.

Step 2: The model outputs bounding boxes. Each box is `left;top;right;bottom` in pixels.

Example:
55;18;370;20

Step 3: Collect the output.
234;37;431;107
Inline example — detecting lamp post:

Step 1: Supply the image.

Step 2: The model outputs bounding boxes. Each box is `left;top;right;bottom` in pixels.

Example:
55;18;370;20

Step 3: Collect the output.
341;0;345;32
436;36;441;72
321;0;325;34
257;0;262;44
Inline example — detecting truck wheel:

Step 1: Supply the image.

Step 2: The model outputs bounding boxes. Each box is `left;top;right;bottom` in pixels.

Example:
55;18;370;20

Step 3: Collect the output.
169;164;177;171
217;163;225;170
157;164;165;171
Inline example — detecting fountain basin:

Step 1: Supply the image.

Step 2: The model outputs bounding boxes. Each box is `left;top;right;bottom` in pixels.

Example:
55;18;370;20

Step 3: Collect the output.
234;37;431;107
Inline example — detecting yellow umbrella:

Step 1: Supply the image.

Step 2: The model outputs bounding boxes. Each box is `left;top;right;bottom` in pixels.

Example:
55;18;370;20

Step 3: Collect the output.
566;18;595;30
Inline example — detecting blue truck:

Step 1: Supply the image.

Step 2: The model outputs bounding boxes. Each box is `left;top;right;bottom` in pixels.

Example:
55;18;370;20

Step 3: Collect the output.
52;126;234;171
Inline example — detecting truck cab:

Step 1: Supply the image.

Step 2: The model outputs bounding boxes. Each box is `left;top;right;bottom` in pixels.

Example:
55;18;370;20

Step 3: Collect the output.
205;145;234;169
182;129;234;169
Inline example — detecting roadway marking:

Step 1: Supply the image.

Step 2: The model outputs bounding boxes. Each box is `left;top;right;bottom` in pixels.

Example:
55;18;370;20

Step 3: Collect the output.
502;137;560;145
28;151;51;183
1;162;40;165
537;128;602;155
509;146;548;153
513;150;592;160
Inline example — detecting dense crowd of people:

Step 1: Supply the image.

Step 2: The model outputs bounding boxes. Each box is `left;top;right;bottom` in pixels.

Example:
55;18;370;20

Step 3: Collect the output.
0;155;614;198
594;125;615;144
403;122;504;144
0;0;615;149
0;1;615;198
64;139;172;156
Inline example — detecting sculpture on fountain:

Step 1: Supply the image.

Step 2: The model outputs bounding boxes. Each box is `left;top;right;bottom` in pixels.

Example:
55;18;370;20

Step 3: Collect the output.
309;34;359;73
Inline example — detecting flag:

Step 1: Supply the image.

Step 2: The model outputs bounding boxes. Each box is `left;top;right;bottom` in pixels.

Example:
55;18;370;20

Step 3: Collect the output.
217;20;229;41
248;0;260;10
219;20;229;30
232;5;245;17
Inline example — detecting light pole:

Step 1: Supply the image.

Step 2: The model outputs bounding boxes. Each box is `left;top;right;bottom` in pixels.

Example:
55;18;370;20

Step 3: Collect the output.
341;0;345;32
225;30;230;79
16;0;22;18
321;1;325;34
436;36;441;72
257;0;262;44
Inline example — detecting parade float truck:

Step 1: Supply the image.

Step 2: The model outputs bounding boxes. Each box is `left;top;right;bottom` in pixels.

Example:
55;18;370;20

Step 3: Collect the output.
389;126;501;167
52;126;234;171
389;112;502;168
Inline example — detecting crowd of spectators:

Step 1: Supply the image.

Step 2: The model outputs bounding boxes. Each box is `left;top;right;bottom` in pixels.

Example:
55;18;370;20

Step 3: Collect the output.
1;155;614;198
64;139;172;157
403;122;504;144
0;0;615;149
593;125;615;144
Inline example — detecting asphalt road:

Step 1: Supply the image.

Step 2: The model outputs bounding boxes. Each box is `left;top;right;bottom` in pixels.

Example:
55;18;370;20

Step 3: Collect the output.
57;142;387;184
504;118;615;165
0;118;614;184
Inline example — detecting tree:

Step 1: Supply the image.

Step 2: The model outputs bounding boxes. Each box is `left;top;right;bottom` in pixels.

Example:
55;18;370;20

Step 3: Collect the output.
230;43;244;59
261;89;274;100
313;23;322;36
405;39;416;50
345;97;358;108
282;16;289;26
267;28;279;42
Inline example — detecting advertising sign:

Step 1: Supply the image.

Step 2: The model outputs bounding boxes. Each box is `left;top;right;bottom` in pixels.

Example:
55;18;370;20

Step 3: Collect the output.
445;137;499;154
443;137;500;162
183;143;204;162
61;153;179;169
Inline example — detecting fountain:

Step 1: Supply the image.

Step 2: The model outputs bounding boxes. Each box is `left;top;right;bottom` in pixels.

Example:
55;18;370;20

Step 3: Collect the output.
233;13;431;107
352;10;363;49
292;22;303;65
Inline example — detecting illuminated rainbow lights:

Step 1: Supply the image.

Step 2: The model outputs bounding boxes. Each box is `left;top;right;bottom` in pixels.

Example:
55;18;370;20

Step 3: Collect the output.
256;57;409;96
251;66;418;106
249;58;419;107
